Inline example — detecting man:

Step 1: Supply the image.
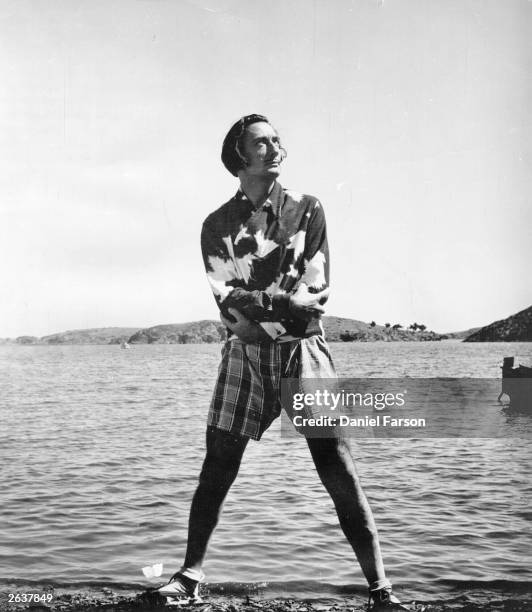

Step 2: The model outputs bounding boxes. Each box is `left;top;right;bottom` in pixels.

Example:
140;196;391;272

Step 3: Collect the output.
159;114;409;611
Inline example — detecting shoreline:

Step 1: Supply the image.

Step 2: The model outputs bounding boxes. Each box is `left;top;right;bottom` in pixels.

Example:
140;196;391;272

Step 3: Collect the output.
1;583;532;612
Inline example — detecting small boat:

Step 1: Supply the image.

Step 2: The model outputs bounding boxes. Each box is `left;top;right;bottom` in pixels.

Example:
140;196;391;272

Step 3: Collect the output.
120;340;130;349
498;356;532;407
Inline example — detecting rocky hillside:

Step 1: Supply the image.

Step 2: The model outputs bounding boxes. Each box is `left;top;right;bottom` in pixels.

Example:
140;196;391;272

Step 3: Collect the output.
3;317;450;345
127;317;446;344
128;320;226;344
326;316;445;342
6;308;529;344
14;335;41;345
41;327;140;345
464;306;532;342
443;327;481;340
5;328;141;345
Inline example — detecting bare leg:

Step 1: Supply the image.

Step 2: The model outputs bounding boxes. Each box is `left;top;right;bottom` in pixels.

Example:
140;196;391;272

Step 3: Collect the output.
183;426;249;571
306;437;387;587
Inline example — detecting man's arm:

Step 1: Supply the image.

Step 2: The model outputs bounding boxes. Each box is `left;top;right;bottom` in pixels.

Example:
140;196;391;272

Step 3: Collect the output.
299;201;329;291
201;220;293;322
220;308;271;344
287;200;331;320
201;200;330;325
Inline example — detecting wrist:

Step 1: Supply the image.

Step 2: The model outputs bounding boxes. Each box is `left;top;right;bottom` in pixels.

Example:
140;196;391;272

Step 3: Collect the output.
287;295;295;315
272;293;292;319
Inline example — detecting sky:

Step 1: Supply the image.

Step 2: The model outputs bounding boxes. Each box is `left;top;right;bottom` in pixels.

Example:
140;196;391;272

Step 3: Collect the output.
1;0;531;338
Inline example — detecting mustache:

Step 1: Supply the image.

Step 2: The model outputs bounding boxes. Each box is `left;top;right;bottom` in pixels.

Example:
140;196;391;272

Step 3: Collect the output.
266;148;287;163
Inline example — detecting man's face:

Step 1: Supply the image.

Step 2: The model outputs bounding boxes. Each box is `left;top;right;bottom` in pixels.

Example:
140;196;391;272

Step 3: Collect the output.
239;121;283;179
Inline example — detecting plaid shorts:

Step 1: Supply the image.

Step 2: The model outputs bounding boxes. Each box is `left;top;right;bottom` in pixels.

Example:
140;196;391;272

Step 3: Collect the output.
207;335;336;440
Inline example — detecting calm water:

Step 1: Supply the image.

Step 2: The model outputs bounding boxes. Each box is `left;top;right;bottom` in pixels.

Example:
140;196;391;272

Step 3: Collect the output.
1;341;531;604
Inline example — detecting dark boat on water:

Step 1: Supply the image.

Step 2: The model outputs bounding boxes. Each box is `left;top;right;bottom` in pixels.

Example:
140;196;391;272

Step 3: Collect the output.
498;356;532;408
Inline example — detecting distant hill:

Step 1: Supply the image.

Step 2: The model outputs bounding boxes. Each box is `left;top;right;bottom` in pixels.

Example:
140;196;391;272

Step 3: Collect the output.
127;316;446;344
14;335;41;345
3;317;450;345
443;327;482;340
464;306;532;342
6;308;531;345
41;327;140;345
10;328;141;345
129;321;226;344
324;316;446;342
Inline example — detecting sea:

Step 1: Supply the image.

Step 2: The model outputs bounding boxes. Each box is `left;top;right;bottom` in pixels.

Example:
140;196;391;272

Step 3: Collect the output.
1;341;531;609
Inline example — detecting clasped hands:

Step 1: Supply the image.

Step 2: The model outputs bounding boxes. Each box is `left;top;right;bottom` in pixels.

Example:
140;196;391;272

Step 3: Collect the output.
221;285;329;344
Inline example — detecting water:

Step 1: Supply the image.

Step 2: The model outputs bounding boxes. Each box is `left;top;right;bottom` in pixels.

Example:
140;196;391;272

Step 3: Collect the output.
1;341;531;605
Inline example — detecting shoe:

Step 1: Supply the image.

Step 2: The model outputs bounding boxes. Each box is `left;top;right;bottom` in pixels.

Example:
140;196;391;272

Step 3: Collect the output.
367;586;410;610
158;570;204;605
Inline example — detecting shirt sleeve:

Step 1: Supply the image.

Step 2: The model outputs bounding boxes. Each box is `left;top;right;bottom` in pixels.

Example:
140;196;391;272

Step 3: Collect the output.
200;220;292;323
299;200;330;293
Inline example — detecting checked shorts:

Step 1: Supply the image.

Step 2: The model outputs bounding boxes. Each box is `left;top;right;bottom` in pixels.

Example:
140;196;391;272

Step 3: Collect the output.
207;335;337;440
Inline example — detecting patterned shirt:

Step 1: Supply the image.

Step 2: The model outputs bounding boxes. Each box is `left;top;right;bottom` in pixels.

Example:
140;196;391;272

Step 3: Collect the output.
201;181;329;341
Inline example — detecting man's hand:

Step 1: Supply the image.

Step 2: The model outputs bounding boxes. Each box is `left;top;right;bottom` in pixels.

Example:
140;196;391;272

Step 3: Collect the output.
221;308;271;344
288;284;330;321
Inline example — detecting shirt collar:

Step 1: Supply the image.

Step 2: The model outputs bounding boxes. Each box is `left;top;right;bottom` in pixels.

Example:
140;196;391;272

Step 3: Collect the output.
235;181;284;217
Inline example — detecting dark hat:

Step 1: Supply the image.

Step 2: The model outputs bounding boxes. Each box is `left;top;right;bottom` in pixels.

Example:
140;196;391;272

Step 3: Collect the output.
221;113;270;176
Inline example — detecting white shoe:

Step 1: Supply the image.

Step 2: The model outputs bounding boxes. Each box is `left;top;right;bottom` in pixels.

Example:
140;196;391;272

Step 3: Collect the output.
158;570;204;605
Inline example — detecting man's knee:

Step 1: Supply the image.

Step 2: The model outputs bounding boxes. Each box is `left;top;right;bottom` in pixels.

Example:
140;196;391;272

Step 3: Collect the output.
199;427;248;488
